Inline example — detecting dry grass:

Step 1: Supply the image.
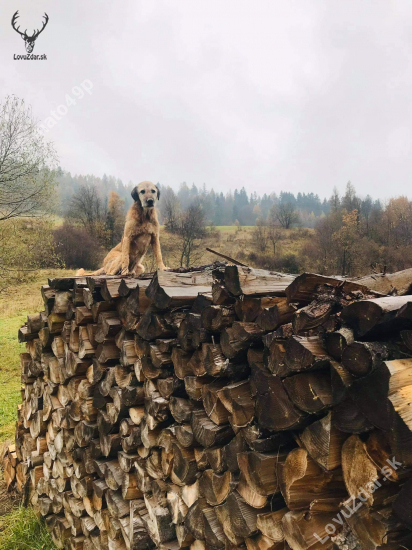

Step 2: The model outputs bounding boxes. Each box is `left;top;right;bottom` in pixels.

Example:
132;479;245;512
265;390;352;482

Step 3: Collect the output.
159;226;312;269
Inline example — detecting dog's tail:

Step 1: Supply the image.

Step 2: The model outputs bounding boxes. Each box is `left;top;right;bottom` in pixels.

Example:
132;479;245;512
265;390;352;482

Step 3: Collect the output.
76;268;106;276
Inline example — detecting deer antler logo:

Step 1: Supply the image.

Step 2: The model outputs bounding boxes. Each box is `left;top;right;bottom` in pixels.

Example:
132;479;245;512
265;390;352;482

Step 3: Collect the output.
11;11;49;53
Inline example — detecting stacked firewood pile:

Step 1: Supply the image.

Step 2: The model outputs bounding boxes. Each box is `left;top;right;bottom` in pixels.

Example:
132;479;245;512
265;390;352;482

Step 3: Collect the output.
4;264;412;550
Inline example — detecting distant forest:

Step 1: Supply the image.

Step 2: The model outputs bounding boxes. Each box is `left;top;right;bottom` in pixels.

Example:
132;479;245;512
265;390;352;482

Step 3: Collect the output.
57;168;379;228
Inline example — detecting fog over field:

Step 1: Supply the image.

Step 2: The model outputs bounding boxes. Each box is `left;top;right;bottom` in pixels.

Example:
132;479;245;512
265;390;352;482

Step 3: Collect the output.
1;0;412;198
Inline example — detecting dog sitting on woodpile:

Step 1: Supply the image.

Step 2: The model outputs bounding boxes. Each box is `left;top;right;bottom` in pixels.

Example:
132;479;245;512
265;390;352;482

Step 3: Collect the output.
76;181;167;276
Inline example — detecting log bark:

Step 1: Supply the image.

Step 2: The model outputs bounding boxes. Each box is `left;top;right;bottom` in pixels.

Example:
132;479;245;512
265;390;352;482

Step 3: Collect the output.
341;295;412;337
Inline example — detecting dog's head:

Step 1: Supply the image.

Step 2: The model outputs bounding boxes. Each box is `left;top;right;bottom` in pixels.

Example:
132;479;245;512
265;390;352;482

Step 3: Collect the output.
131;181;160;209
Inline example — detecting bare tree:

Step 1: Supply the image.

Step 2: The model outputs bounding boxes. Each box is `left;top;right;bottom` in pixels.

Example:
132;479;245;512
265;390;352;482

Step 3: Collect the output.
174;203;207;267
67;184;107;240
106;191;125;247
267;205;283;255
329;187;340;212
161;186;180;232
252;218;268;252
0;95;57;221
275;202;300;229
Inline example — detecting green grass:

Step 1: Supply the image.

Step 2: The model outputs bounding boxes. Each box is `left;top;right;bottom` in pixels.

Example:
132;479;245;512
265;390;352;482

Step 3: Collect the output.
0;316;26;442
0;270;72;548
0;270;73;443
0;506;56;550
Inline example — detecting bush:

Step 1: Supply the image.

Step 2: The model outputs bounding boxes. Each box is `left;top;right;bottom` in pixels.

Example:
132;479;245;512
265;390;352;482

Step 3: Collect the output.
0;218;62;289
246;251;301;273
53;223;105;269
280;253;301;273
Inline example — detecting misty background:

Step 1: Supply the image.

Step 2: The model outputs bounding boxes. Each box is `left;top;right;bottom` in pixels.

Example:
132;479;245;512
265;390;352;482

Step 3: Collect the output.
2;0;412;199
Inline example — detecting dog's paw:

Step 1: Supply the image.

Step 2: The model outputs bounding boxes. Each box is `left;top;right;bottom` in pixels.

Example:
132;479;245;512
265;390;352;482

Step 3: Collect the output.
121;267;129;276
132;265;145;276
158;264;169;271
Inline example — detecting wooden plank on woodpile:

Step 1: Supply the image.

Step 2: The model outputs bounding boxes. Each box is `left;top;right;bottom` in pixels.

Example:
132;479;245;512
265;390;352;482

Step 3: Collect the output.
224;266;295;297
146;270;213;309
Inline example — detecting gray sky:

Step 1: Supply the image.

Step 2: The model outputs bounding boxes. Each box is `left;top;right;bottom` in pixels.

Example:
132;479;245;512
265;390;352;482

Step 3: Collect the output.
2;0;412;199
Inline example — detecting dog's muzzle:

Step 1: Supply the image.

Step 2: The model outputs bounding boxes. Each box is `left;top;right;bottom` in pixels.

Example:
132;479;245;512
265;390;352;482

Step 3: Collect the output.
146;200;154;207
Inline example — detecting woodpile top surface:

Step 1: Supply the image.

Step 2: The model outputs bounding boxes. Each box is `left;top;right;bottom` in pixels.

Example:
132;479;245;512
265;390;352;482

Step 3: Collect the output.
6;264;412;550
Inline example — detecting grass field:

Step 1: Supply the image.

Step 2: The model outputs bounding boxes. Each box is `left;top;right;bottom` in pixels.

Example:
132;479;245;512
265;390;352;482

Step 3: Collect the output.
160;225;311;271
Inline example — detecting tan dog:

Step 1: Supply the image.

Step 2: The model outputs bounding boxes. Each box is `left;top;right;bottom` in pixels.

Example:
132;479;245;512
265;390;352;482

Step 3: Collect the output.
77;181;167;276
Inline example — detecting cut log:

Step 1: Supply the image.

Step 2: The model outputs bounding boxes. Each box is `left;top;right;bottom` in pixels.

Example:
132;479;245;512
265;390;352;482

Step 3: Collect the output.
284;336;332;375
237;450;286;496
201;305;235;332
342;341;408;378
252;369;307;431
256;298;296;331
256;508;287;543
341;295;412;337
280;447;346;510
292;301;334;334
202;343;248;379
282;510;336;550
198;469;234;506
285;272;380;303
348;359;412;432
355;268;412;295
333;395;374;434
222;491;268;538
191;410;234;448
283;370;333;414
300;412;347;471
324;327;354;360
342;434;400;507
137;308;175;341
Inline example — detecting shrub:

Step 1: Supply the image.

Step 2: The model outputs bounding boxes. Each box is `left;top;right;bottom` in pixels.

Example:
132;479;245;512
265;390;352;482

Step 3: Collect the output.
53;223;105;269
0;218;62;289
246;251;301;273
280;253;301;273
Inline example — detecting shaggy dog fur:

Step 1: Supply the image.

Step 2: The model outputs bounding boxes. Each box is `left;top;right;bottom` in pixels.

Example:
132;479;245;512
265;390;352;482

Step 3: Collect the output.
76;181;167;276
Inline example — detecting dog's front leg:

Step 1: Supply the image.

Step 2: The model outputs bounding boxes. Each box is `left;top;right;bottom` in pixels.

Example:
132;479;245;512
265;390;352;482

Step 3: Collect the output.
121;237;131;275
151;233;167;270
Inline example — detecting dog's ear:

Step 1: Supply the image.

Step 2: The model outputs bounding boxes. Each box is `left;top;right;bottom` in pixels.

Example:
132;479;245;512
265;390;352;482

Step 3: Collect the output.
131;186;139;202
156;185;160;200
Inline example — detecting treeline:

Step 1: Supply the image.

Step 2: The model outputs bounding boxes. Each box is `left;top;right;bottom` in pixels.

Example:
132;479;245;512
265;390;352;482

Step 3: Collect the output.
159;183;330;227
57;169;135;212
303;183;412;276
56;169;334;227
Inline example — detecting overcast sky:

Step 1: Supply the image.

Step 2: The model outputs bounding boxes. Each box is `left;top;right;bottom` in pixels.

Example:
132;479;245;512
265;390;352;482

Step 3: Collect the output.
2;0;412;199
